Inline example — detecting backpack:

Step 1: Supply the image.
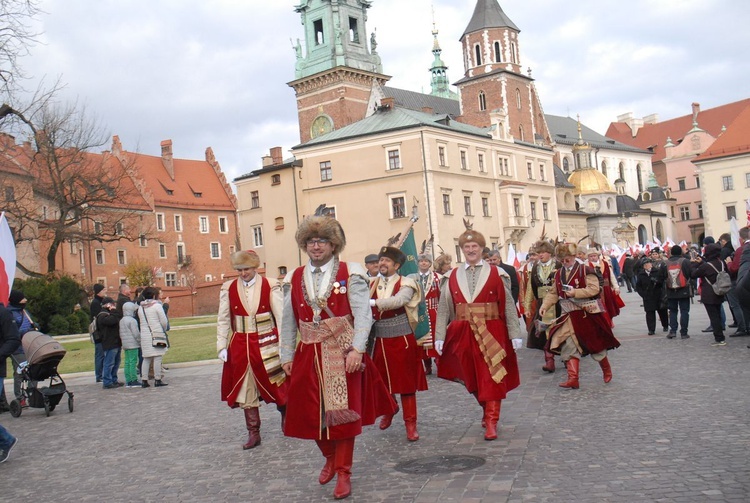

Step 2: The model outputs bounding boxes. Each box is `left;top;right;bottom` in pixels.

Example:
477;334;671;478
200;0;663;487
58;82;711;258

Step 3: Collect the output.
89;316;102;344
707;262;732;296
666;258;688;289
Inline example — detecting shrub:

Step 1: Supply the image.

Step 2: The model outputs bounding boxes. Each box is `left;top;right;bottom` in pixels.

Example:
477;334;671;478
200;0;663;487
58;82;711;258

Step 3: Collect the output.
14;275;88;333
47;314;70;335
75;310;90;331
65;313;82;334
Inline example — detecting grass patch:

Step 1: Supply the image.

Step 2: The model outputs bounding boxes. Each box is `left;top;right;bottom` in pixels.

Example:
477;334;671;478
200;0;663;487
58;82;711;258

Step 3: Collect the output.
169;315;217;327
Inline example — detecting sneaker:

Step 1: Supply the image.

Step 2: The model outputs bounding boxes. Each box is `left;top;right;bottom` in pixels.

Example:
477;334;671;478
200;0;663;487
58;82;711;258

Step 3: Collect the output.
701;327;713;333
647;331;655;335
666;332;676;339
0;437;18;463
729;330;749;337
115;382;125;388
103;383;118;389
711;340;727;346
126;381;140;388
681;334;690;339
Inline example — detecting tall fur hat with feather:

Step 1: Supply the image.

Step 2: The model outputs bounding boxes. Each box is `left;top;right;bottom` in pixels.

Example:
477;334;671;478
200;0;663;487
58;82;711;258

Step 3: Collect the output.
457;218;486;249
295;204;347;254
555;242;578;260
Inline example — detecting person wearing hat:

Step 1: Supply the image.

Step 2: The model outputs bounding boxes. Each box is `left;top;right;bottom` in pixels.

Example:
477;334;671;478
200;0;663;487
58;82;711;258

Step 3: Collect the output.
90;283;107;383
538;243;620;389
369;246;426;442
664;245;694;339
216;249;288;450
364;254;380;277
635;258;668;335
280;213;396;500
522;240;561;373
96;296;123;389
434;227;522;441
7;290;39;401
518;247;538;332
585;248;623;320
407;252;441;376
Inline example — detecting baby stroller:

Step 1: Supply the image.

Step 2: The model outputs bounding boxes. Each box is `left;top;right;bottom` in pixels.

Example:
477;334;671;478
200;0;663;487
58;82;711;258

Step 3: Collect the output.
9;331;74;417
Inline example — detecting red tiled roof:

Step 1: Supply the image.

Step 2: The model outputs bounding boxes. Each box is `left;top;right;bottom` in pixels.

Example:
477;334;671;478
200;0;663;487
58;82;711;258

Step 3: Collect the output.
694;104;750;162
605;98;750;163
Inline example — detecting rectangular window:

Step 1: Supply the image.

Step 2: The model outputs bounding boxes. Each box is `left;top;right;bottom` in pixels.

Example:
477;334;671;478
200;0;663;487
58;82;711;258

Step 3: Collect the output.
543;202;549;220
695;175;701;188
177;243;185;264
279;266;288;276
251;191;260;208
322;206;336;219
156;213;165;231
115;222;124;236
199;216;209;233
117;250;126;265
478;153;485;172
677;178;686;191
348;17;359;43
442;194;451;215
320;161;332;181
482;196;490;217
697;203;703;219
679;206;690;221
94;221;103;235
165;273;176;287
159;243;166;259
314;19;324;45
726;205;736;220
463;195;472;216
527;161;534;180
513;197;521;217
210;242;221;259
499;157;509;176
530;201;537;221
460;150;468;170
253;226;264;247
139;234;147;247
387;149;401;170
539;164;546;181
271;174;281;185
218;216;228;233
746;172;750;188
95;249;105;265
174;214;182;232
722;175;734;191
390;196;406;219
69;240;77;254
438;146;446;166
4;186;14;202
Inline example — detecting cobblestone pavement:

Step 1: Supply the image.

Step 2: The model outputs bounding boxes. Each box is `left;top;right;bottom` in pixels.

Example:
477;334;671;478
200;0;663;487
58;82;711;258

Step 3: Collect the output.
2;291;748;502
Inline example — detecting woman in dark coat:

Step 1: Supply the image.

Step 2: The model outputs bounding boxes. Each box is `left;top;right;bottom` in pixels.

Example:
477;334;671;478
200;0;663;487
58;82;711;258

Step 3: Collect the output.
635;258;668;335
691;243;727;345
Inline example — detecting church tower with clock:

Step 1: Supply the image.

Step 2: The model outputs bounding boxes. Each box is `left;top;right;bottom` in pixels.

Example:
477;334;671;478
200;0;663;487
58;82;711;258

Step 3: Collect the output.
288;0;391;143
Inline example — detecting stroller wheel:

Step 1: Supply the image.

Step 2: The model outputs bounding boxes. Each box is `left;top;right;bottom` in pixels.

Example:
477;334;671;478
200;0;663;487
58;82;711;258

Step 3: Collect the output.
9;399;22;418
68;395;74;413
44;400;51;417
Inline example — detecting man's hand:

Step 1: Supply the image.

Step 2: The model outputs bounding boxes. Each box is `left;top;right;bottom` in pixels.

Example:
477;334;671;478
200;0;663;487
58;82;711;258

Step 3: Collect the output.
434;340;444;355
218;349;228;362
345;350;363;373
282;362;293;376
538;306;546;317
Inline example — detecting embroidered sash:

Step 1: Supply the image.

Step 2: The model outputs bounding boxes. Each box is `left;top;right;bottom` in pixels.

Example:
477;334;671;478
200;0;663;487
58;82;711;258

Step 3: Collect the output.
455;303;507;384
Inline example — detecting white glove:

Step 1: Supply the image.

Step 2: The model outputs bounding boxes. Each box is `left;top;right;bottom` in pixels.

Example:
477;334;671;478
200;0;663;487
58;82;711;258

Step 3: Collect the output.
369;299;376;307
512;338;523;350
434;340;444;355
218;349;228;362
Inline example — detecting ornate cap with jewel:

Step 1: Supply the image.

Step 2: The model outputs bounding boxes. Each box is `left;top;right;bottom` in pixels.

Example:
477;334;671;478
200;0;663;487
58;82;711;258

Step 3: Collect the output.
378;246;406;266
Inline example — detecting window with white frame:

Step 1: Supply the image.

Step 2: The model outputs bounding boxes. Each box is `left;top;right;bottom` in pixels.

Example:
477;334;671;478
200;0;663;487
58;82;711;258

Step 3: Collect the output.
218;216;228;233
320;161;332;181
278;266;288;276
746;172;750;187
442;193;451;215
726;205;737;220
543;202;549;220
478;91;486;111
199;216;209;233
321;206;336;219
530;201;537;221
498;156;509;176
165;272;176;287
438;145;446;166
229;245;236;255
513;197;521;217
481;196;490;217
115;222;124;236
251;191;260;208
156;213;165;231
390;194;406;219
117;250;126;265
94;221;103;235
177;243;186;263
210;242;221;259
69;240;77;254
695;175;700;188
679;206;690;221
95;249;105;265
139;234;147;247
252;225;264;247
677;178;686;191
539;164;546;181
722;175;734;191
478;153;485;172
387;148;401;170
460;150;468;170
159;243;166;258
174;214;182;232
205;274;213;282
697;203;703;219
463;194;472;216
527;161;534;180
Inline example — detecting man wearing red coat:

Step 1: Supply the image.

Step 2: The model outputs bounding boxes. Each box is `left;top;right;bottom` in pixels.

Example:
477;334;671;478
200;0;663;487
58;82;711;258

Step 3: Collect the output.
217;250;287;450
540;243;621;389
586;247;624;321
434;227;522;441
370;246;427;442
407;252;442;375
280;214;396;500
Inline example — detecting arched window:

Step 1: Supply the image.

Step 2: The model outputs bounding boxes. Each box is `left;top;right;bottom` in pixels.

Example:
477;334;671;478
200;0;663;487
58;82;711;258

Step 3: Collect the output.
563;157;570;173
655;220;663;241
636;164;643;192
518;124;524;141
474;44;482;66
638;225;648;245
515;88;521;110
601;161;607;176
494;41;501;62
619;162;625;180
478;91;486;111
510;41;517;64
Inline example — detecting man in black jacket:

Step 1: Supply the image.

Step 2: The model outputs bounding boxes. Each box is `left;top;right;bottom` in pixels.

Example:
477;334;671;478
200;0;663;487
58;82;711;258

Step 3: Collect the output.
622;253;636;292
486;249;519;303
97;297;123;389
665;245;694;339
0;303;21;413
90;283;106;383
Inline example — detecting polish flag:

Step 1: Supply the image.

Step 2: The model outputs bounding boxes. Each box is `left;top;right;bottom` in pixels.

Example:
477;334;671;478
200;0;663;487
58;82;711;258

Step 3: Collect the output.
746;198;750;226
507;243;520;270
0;212;16;305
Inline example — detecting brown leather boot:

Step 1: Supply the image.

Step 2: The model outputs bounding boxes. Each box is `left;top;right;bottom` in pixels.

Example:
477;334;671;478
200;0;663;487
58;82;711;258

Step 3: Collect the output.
242;407;261;449
559;358;579;389
542;349;556;373
277;403;287;430
423;358;433;375
333;437;355;499
599;356;613;383
401;394;419;441
379;397;398;430
483;400;501;440
316;439;336;485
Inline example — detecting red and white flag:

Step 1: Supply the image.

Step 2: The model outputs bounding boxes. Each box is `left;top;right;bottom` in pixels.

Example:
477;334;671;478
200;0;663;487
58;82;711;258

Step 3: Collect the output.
0;212;16;305
746;198;750;226
507;243;520;270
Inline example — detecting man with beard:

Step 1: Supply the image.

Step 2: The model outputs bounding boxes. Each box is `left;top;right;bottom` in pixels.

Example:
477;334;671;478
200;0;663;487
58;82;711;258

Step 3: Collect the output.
523;240;560;373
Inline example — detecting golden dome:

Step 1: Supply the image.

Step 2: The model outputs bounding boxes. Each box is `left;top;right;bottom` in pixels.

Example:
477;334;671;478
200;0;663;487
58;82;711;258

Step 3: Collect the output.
568;168;616;196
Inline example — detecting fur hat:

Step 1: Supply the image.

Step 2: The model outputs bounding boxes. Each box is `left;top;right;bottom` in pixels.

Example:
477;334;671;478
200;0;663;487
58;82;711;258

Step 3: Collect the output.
231;250;260;270
379;246;406;266
417;253;433;263
458;229;486;249
555;242;578;259
576;244;589;255
533;240;554;255
295;215;346;254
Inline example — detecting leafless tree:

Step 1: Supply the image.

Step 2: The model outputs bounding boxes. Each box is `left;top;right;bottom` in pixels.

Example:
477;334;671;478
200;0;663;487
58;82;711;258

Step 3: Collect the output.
0;0;41;91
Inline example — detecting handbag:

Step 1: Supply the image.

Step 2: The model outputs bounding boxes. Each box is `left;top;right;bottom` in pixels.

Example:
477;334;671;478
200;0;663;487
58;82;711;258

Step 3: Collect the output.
141;306;169;348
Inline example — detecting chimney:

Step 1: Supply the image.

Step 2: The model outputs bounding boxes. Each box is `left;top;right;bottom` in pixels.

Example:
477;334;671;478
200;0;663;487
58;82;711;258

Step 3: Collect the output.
161;139;175;180
642;113;659;125
380;97;395;110
421;106;434;114
262;155;273;167
270;146;283;165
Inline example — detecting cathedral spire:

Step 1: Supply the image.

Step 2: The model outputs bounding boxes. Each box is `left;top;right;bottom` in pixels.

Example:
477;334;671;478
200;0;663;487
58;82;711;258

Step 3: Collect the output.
429;12;457;100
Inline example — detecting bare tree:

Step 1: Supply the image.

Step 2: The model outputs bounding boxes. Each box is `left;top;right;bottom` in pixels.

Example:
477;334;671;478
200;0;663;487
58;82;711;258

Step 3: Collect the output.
0;0;41;90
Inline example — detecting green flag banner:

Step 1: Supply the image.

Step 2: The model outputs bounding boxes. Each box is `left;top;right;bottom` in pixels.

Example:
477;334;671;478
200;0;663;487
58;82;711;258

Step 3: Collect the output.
400;227;430;339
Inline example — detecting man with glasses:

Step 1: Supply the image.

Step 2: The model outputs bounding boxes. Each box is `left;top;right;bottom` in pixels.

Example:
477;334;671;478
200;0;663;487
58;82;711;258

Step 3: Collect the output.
280;213;395;500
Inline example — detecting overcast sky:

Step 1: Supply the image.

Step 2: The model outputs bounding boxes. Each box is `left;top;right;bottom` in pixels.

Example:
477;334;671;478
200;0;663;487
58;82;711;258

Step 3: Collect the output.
16;0;750;185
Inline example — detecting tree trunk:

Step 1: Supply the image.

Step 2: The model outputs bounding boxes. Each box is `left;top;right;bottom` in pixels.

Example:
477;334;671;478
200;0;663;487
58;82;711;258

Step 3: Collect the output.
47;238;60;273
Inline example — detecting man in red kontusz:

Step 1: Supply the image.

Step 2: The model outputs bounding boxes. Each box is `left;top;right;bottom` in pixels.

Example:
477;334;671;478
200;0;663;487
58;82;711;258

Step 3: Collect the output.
217;249;287;450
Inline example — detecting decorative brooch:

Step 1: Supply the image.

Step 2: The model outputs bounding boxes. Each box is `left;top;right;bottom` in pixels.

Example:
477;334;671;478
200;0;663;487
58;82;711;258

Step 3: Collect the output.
333;281;347;295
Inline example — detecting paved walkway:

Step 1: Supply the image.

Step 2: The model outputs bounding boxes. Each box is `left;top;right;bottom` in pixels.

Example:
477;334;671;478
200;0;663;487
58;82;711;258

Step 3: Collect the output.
1;290;748;502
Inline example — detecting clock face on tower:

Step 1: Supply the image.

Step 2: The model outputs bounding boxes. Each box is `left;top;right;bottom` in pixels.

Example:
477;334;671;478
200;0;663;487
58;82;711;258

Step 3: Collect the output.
311;115;333;139
586;198;601;212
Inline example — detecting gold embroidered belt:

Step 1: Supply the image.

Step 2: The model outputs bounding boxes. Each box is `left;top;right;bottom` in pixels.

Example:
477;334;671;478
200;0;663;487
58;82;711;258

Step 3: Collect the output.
559;298;606;315
233;315;257;333
456;302;507;384
299;314;360;427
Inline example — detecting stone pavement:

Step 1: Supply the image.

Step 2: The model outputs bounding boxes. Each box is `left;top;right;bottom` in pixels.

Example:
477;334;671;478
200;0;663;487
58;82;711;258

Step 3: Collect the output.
1;290;749;502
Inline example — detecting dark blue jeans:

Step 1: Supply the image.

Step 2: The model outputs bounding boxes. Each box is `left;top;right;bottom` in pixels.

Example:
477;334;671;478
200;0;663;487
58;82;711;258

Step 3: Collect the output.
94;342;104;381
668;298;691;335
0;424;15;450
102;348;121;387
